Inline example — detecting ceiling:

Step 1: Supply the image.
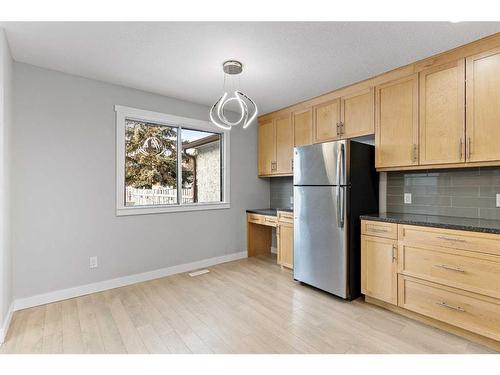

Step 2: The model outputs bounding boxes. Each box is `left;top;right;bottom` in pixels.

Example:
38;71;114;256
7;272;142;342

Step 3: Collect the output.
2;22;500;114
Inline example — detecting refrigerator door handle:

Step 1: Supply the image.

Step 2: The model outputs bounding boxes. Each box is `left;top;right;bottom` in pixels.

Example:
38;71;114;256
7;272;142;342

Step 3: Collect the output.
337;186;344;228
336;145;341;186
335;142;345;228
336;186;340;225
339;142;345;185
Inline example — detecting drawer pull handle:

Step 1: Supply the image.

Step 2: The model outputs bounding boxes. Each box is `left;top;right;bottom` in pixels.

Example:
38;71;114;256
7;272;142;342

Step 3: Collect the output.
436;301;466;313
436;236;466;243
370;228;388;233
434;264;465;273
392;244;397;263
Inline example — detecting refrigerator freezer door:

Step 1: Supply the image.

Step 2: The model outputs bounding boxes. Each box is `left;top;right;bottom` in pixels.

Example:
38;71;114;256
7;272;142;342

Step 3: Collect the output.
294;141;347;186
294;185;348;298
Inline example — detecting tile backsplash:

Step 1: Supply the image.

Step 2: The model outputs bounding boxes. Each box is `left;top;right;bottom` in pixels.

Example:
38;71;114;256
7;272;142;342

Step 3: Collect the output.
386;167;500;220
270;176;293;209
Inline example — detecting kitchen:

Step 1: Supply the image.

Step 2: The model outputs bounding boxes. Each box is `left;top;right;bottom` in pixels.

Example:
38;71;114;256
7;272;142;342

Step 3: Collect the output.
247;32;500;352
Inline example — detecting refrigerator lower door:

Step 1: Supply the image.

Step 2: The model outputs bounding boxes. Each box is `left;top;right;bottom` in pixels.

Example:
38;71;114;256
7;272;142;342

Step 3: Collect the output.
293;185;348;298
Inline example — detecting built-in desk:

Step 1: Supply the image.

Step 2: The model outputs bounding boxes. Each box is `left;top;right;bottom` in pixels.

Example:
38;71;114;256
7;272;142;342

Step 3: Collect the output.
246;209;294;269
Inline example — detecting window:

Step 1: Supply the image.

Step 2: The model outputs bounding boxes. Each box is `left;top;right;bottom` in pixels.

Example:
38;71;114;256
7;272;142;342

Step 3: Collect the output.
115;106;230;215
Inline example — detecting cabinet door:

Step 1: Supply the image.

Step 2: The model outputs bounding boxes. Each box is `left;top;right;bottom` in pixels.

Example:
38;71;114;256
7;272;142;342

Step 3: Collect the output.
341;88;375;138
361;235;398;305
275;114;294;174
293;108;313;147
375;74;419;169
466;47;500;163
277;222;294;269
313;98;341;143
420;60;465;165
258;120;275;176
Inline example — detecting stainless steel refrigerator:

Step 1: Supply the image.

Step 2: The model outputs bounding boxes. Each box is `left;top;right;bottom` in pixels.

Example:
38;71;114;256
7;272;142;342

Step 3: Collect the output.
293;140;378;300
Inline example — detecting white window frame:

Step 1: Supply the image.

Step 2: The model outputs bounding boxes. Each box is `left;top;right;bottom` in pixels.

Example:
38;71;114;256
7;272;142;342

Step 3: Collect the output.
115;105;230;216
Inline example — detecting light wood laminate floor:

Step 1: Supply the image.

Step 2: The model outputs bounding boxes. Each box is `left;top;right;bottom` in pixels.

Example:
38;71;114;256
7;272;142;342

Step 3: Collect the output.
0;255;496;354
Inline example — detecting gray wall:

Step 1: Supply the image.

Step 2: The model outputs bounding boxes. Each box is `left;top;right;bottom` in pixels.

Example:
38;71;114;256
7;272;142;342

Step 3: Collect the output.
386;168;500;219
0;29;13;330
270;177;293;209
12;62;269;299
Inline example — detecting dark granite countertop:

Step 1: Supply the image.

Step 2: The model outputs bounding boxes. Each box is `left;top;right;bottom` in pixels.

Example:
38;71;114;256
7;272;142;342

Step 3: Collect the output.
246;208;293;216
360;212;500;235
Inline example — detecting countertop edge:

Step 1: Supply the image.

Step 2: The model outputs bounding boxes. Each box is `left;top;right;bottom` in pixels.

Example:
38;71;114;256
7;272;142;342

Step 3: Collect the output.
246;208;293;216
360;215;500;235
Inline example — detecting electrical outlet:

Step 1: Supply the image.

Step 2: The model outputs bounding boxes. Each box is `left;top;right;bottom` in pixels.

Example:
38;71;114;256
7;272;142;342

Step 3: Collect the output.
89;256;98;269
404;193;412;204
290;196;293;205
496;194;500;208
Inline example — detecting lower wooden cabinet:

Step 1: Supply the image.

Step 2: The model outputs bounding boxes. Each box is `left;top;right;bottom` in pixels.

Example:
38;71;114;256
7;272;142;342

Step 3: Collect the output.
361;219;500;348
398;275;500;342
361;235;398;305
398;242;500;299
277;211;294;269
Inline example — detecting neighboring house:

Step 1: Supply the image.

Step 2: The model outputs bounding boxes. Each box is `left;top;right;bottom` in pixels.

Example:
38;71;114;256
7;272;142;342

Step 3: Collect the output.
184;134;221;203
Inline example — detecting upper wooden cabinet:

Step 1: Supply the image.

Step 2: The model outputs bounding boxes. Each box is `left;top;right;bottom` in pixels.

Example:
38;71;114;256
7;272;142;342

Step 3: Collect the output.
312;90;375;143
419;60;466;165
257;36;500;174
258;114;293;176
466;47;500;163
275;114;294;174
340;88;375;139
313;98;341;143
258;120;275;175
375;74;419;169
293;108;313;147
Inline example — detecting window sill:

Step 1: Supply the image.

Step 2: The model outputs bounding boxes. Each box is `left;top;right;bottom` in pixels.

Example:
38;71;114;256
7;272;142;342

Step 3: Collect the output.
116;202;231;216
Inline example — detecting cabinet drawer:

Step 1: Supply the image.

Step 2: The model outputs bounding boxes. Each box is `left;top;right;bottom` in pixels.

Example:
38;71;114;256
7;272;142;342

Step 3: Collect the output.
399;225;500;256
277;211;293;224
247;213;277;227
398;275;500;342
399;244;500;299
361;220;398;239
247;213;264;224
262;216;277;227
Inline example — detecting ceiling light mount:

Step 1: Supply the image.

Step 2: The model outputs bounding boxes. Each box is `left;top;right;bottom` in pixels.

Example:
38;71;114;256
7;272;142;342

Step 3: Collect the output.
222;60;243;75
210;60;257;131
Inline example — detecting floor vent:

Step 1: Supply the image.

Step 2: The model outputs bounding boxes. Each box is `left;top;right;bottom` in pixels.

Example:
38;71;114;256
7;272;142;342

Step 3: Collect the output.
188;269;210;277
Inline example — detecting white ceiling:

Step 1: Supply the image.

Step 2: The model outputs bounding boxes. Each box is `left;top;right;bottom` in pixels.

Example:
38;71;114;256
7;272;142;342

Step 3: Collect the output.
2;22;500;114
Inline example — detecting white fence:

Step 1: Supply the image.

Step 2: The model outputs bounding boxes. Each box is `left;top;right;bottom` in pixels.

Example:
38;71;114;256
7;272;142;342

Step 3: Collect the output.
126;186;194;205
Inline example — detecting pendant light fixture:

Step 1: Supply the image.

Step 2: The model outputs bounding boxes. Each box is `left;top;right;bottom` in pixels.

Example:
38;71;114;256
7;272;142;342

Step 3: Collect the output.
210;60;258;130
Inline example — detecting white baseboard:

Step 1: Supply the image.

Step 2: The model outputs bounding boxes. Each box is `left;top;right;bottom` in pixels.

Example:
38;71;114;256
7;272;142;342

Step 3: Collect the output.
13;251;247;312
0;302;14;345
